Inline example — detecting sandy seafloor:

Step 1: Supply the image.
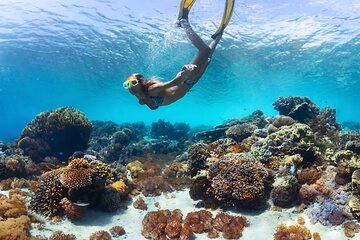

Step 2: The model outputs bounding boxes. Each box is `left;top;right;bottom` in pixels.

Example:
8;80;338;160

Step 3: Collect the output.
1;189;350;240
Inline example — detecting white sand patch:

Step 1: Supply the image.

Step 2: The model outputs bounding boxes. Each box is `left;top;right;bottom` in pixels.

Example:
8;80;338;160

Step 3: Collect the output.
25;189;349;240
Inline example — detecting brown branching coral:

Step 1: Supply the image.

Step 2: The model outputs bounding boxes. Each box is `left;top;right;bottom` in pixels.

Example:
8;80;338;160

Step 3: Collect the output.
184;210;213;233
142;209;192;240
207;153;271;207
89;230;111;240
48;231;76;240
109;226;126;237
133;197;148;210
273;224;313;240
343;221;360;238
212;212;250;239
0;191;38;240
297;167;322;185
29;169;67;217
0;215;31;240
0;193;28;218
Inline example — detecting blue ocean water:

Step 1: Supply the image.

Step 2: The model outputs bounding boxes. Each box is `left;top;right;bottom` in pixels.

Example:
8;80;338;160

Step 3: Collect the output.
0;0;359;141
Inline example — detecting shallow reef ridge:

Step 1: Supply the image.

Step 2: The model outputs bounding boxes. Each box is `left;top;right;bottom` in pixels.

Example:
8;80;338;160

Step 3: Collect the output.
0;96;360;239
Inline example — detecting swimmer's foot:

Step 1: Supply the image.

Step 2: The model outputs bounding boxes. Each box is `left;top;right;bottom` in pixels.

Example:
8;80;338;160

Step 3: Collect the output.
177;18;189;29
211;0;235;39
176;0;197;26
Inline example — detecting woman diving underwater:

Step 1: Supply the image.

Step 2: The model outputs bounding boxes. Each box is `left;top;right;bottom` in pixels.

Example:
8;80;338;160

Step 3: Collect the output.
123;0;235;110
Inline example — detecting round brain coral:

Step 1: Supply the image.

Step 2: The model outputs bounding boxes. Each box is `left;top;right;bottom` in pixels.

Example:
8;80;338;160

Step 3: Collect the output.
208;153;271;207
60;158;94;190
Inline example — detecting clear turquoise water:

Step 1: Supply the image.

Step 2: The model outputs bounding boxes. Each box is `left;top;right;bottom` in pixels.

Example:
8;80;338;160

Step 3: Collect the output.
0;0;359;141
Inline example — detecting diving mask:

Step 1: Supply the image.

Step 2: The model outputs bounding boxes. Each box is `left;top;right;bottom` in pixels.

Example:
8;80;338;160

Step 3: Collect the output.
123;77;139;89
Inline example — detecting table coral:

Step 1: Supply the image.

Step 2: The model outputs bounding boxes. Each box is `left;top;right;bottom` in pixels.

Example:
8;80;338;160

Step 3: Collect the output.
60;160;94;190
225;123;257;143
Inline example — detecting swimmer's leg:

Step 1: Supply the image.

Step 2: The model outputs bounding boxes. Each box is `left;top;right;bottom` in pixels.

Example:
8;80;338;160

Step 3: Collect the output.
179;19;209;51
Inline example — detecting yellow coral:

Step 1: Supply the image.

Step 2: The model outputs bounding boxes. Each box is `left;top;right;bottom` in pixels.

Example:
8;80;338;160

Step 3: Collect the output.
126;160;145;177
60;158;94;189
110;180;127;195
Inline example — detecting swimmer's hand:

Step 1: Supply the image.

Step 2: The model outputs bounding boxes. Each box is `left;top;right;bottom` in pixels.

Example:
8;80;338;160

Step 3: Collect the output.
181;64;197;72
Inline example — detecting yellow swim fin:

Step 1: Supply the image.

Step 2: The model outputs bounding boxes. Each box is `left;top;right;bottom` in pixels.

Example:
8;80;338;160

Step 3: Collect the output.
211;0;235;39
177;0;197;21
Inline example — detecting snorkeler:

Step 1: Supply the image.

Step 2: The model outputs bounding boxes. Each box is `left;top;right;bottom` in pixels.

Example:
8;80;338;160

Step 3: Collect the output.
123;0;235;110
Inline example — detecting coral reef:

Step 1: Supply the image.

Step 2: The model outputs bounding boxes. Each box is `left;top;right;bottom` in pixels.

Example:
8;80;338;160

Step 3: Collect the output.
151;119;190;140
18;107;92;161
225;123;257;143
273;96;320;122
0;154;36;180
